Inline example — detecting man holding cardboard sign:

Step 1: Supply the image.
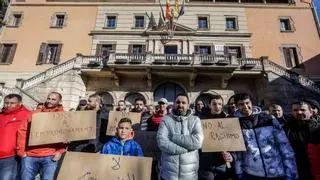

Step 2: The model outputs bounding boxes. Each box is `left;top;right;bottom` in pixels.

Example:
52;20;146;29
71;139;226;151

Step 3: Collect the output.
17;92;66;180
198;95;238;180
69;94;107;153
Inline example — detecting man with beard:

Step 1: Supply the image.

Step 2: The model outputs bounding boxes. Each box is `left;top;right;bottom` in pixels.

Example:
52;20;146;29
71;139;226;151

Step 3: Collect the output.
284;100;320;180
157;93;203;180
131;98;150;131
17;92;66;180
234;93;297;180
69;94;108;153
198;95;234;180
0;94;31;180
116;100;126;112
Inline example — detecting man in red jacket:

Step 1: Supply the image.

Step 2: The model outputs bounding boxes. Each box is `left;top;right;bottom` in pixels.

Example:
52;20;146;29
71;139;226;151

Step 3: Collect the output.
0;94;31;180
17;92;66;180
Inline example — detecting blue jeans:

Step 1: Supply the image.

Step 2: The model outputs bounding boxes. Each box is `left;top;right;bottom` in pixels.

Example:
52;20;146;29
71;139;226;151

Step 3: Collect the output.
0;156;18;180
21;156;57;180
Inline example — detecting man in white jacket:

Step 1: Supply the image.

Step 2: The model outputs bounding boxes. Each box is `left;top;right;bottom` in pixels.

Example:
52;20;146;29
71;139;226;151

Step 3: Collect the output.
157;93;204;180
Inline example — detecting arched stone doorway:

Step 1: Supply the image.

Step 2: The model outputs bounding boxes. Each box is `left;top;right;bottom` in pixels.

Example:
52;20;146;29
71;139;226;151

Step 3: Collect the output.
98;92;114;111
125;92;146;106
154;82;186;104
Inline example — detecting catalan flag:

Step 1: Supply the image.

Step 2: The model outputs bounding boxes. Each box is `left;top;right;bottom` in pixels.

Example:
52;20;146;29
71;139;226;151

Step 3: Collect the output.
166;0;173;20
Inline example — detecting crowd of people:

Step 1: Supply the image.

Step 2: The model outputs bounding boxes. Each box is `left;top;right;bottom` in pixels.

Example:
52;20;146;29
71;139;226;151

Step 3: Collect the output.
0;91;320;180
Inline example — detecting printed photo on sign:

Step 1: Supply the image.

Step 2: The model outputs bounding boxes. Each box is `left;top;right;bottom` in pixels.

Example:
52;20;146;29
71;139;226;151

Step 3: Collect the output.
201;117;246;152
57;152;152;180
28;111;96;146
106;111;141;136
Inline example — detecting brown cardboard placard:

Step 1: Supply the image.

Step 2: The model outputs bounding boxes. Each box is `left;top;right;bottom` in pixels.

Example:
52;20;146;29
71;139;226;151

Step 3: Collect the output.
106;111;141;136
57;152;152;180
28;111;96;146
201;118;246;152
134;131;161;160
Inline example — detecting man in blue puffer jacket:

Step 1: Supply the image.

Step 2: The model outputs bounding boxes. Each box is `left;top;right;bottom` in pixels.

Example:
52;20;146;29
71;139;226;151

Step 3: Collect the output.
234;93;298;180
100;117;143;156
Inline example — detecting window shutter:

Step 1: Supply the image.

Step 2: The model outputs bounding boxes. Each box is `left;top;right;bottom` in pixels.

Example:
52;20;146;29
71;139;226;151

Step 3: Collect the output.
142;45;146;53
7;44;17;64
128;44;133;54
19;14;24;26
224;46;228;56
95;44;102;56
289;17;295;31
63;13;68;27
112;44;116;51
194;46;199;53
283;47;292;68
36;43;47;65
50;14;56;27
53;44;62;65
240;45;245;58
7;14;14;26
211;45;215;55
0;44;4;60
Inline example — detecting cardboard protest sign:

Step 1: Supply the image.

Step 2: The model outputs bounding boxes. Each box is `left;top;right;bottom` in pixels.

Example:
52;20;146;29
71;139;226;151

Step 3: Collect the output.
106;111;141;135
57;152;152;180
28;111;96;146
134;131;161;160
201;118;246;152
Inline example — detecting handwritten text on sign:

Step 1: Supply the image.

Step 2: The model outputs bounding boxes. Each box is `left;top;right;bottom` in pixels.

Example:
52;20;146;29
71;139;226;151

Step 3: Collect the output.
134;131;161;160
201;118;246;152
106;111;141;136
57;152;152;180
28;111;96;146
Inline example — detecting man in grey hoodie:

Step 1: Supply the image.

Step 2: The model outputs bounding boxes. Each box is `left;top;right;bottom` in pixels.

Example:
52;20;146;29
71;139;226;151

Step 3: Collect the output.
157;93;204;180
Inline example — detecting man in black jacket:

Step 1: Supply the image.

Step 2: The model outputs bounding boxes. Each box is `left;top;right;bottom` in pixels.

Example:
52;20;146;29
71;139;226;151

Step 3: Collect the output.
198;95;233;180
284;100;319;180
69;94;108;153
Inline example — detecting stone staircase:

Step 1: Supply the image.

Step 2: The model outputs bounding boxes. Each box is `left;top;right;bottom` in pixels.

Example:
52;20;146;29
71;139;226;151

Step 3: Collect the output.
0;54;319;109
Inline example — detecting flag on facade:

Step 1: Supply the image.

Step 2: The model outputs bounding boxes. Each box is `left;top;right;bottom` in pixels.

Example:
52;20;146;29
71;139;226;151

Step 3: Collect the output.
179;0;185;16
175;0;180;15
166;0;173;20
158;11;165;28
159;1;166;21
147;12;157;29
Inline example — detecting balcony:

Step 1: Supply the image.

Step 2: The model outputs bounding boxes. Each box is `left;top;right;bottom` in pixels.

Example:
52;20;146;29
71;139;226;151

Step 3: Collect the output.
78;52;265;73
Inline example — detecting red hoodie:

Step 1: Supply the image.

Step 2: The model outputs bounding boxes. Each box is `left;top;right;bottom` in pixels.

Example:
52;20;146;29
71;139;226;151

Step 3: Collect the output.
17;105;66;157
0;105;31;159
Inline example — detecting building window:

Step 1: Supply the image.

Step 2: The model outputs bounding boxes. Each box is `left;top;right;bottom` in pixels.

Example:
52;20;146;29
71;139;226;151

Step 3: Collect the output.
129;44;146;54
283;47;300;68
36;43;62;65
51;13;67;28
8;13;23;27
96;44;116;57
195;46;212;54
134;15;145;28
225;16;238;30
0;44;17;64
226;46;244;58
105;15;117;29
280;17;294;32
198;16;209;30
